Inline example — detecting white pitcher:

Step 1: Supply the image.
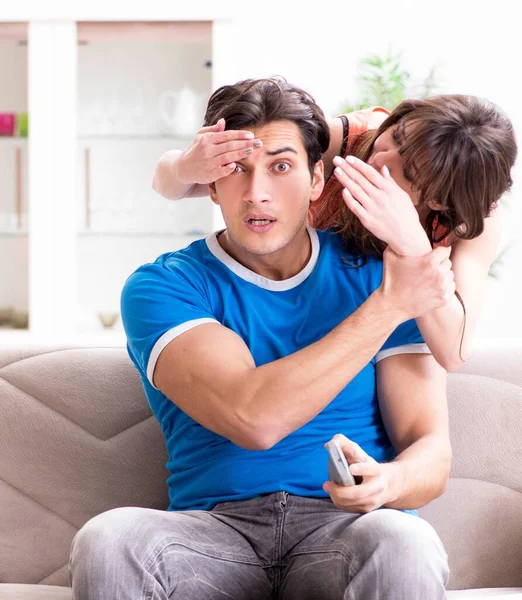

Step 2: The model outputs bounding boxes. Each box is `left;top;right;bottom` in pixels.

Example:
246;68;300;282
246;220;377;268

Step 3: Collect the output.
158;87;206;138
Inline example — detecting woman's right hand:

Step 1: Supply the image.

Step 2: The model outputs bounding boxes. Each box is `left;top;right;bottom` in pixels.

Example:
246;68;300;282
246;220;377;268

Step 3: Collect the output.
177;118;262;185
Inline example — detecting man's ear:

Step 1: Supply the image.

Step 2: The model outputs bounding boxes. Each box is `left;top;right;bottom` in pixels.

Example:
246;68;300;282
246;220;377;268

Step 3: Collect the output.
208;182;219;205
310;160;325;204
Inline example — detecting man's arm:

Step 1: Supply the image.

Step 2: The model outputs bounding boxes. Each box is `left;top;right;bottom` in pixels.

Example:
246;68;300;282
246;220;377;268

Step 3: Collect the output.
155;291;403;451
154;247;453;451
322;352;450;513
378;353;451;509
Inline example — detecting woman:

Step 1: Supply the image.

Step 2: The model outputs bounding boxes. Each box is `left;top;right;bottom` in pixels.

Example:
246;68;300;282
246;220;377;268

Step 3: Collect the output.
151;95;517;371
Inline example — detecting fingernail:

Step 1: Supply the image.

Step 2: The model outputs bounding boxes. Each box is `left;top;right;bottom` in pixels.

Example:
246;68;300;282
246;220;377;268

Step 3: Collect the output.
244;133;255;139
245;148;253;153
253;140;262;148
350;465;361;474
346;156;356;164
382;165;390;177
334;167;343;177
332;155;343;166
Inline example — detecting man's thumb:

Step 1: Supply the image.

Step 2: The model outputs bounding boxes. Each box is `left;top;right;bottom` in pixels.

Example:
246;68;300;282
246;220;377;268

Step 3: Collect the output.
214;118;225;131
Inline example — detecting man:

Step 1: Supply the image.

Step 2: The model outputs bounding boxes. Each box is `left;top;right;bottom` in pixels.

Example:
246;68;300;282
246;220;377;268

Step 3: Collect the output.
69;78;452;599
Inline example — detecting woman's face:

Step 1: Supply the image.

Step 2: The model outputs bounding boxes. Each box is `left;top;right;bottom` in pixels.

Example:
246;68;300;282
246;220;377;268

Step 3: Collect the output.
367;125;421;207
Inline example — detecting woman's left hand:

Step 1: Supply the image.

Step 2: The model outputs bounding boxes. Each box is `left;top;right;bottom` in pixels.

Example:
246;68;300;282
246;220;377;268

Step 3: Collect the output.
333;155;431;257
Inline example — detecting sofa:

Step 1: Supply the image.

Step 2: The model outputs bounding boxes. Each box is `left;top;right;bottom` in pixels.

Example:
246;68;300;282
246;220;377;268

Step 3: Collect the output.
0;345;521;599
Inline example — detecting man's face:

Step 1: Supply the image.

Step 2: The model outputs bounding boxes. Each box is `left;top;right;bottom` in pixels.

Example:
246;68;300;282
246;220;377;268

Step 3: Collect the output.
209;120;324;261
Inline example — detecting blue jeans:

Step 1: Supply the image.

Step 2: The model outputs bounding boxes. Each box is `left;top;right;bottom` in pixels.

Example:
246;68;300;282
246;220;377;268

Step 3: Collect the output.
69;492;449;599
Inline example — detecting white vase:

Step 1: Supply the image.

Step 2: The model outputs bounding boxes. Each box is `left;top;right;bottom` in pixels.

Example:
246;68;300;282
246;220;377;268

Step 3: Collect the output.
158;87;206;138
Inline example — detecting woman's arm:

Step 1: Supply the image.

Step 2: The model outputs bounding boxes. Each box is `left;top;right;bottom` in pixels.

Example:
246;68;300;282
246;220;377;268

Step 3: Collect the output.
331;154;502;371
152;149;203;200
152;109;385;201
152;119;261;200
416;206;502;371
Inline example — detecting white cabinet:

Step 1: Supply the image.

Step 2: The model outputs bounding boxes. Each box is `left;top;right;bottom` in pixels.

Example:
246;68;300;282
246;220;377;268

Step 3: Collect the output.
0;18;222;342
77;138;212;236
0;138;27;233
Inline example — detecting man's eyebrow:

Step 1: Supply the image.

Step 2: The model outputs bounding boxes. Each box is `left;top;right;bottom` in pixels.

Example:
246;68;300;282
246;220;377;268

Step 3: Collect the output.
265;146;298;156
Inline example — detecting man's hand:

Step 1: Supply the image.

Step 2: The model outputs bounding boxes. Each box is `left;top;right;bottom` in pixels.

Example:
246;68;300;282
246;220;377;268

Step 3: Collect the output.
177;118;263;185
332;155;431;256
380;245;456;321
323;434;393;514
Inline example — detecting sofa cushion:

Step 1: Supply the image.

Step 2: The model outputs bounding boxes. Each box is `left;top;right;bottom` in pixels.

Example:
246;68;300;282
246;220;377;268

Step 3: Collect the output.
0;584;72;599
447;589;522;598
419;347;522;590
1;584;521;599
0;347;169;586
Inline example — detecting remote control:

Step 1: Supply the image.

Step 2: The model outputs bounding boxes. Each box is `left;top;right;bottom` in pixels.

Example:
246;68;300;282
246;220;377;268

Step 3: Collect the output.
325;438;356;486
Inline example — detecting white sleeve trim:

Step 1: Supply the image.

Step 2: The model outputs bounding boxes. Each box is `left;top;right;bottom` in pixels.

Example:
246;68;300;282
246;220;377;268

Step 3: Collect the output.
146;318;219;389
375;343;431;363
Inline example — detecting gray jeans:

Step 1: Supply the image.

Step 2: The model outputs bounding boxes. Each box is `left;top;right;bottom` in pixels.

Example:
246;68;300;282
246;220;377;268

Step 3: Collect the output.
69;492;449;599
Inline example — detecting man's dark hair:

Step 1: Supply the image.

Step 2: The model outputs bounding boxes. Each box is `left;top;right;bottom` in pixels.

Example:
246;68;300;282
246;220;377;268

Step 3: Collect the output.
203;77;330;176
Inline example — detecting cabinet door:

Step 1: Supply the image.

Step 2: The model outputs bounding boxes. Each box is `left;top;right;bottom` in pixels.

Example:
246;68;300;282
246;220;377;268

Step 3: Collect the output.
0;142;27;231
78;139;212;235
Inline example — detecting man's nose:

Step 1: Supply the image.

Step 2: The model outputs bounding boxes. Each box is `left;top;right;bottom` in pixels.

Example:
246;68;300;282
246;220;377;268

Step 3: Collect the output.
244;172;272;204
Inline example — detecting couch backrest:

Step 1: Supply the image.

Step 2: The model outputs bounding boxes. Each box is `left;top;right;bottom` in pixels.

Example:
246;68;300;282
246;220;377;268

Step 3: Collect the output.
0;347;169;587
1;346;521;590
419;346;522;590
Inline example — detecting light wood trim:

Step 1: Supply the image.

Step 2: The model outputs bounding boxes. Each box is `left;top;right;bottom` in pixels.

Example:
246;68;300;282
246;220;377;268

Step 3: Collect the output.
0;22;212;44
0;23;28;44
85;147;91;229
77;21;211;43
15;146;23;230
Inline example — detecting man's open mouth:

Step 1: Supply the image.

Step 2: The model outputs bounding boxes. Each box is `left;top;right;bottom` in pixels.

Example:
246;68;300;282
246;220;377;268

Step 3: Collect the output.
248;218;274;225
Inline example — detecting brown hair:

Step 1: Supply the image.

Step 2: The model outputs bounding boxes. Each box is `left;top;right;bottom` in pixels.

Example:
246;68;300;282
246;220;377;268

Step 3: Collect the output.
315;94;517;258
203;77;330;176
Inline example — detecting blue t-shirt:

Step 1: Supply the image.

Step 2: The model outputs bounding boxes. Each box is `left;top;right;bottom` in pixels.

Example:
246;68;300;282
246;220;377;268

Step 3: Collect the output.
121;228;429;511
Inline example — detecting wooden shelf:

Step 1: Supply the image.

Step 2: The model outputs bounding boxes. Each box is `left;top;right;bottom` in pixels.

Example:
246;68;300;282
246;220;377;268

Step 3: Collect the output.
0;137;28;143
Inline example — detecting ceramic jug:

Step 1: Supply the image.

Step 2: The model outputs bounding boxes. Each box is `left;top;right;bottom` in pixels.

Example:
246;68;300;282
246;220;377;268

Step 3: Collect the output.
158;87;206;138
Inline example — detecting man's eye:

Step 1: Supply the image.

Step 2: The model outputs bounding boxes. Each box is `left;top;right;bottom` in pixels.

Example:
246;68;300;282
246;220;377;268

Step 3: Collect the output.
274;162;291;173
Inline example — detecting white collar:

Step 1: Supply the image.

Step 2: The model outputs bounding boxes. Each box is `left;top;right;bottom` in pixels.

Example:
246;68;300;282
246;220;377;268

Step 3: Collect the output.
205;227;320;292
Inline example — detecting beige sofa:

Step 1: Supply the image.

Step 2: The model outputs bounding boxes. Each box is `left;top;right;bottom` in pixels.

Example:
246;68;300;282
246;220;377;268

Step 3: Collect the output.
0;345;521;599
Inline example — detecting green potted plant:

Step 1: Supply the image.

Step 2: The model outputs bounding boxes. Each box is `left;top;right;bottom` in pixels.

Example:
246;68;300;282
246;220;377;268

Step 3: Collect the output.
339;48;439;113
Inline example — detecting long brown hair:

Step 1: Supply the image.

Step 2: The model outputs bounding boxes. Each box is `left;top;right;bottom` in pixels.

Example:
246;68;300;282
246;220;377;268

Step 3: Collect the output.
315;95;518;258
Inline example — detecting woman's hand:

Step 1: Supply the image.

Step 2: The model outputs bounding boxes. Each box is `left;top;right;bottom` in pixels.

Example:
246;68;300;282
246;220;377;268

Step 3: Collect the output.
323;434;393;514
332;155;431;257
177;118;263;185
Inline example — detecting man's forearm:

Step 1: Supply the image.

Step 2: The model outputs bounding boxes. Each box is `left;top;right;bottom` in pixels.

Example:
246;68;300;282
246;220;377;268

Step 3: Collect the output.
235;290;405;448
152;150;194;200
383;435;452;510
